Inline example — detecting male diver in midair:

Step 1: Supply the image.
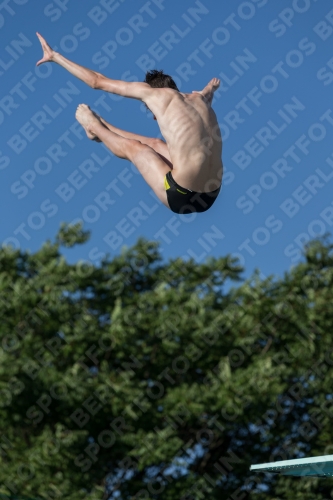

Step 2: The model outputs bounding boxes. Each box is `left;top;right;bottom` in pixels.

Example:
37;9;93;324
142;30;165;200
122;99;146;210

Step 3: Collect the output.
37;33;223;214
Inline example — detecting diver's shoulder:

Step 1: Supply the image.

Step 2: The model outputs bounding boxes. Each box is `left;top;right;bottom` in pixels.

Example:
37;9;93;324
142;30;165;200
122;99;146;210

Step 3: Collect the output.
150;88;181;103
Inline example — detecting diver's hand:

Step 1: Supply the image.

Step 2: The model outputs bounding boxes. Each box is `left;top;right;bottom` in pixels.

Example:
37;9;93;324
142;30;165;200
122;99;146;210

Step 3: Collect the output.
36;32;56;66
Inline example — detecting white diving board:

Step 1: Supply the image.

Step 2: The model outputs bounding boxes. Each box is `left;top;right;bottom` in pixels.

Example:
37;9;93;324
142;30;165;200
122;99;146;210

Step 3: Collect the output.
250;455;333;477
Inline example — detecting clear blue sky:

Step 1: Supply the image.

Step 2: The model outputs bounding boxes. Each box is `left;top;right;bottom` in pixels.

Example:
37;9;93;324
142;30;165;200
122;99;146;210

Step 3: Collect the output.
1;0;333;282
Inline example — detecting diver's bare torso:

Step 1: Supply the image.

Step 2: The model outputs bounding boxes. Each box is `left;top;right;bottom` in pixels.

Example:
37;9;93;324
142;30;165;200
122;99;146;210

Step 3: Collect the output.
144;89;223;193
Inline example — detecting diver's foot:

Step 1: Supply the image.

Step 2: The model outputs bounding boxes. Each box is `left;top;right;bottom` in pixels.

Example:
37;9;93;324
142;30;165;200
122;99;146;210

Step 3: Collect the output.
75;104;103;141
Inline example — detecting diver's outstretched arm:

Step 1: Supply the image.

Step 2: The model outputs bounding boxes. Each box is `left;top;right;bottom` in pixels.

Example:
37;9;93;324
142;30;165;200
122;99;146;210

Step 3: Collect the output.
36;32;151;101
192;78;220;104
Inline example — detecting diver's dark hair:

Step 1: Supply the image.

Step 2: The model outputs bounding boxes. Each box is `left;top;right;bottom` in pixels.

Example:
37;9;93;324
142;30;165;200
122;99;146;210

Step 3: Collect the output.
144;70;179;91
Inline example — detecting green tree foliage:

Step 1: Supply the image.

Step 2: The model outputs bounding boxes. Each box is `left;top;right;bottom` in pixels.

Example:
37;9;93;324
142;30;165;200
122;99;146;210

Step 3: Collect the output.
1;224;333;500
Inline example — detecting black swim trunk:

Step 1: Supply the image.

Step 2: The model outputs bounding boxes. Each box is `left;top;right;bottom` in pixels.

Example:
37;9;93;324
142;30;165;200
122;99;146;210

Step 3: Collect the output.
164;171;221;214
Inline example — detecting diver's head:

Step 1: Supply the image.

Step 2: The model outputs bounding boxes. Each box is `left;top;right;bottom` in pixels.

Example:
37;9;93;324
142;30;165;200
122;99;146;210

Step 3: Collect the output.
144;70;179;91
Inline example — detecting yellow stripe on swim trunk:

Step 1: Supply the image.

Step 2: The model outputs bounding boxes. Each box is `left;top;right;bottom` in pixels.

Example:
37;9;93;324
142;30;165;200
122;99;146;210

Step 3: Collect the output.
165;173;186;194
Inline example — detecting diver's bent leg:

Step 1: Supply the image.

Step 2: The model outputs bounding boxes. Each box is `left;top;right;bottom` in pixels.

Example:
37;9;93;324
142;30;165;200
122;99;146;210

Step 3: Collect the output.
75;104;172;208
88;121;172;208
97;115;172;166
